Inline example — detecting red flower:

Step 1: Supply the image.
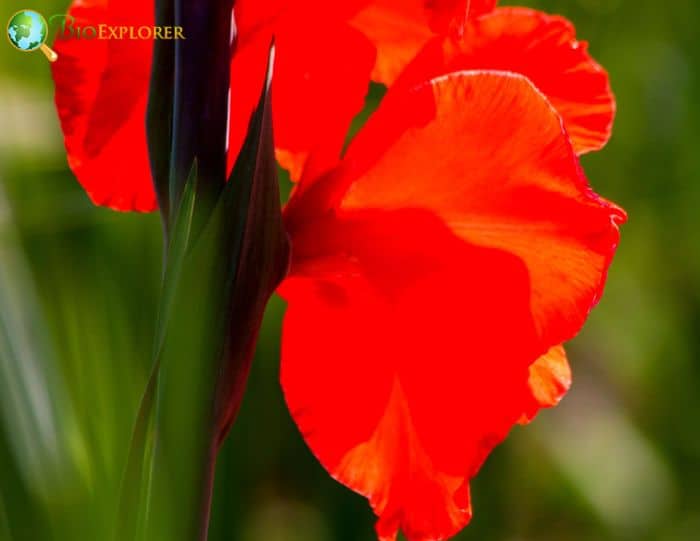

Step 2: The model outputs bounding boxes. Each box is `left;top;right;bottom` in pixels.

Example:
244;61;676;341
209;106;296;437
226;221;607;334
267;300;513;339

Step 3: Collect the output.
51;1;625;540
280;70;624;541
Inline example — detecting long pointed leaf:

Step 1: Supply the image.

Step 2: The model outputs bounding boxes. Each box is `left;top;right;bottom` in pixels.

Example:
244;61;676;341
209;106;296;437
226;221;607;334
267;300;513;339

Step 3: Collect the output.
214;44;289;441
113;163;200;541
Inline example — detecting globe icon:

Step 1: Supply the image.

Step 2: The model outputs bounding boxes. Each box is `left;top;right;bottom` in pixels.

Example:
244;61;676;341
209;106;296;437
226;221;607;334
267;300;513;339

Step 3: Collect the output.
6;9;56;61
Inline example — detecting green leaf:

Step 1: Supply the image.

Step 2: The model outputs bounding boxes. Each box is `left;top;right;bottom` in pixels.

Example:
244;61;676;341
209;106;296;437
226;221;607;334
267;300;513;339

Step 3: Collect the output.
113;162;200;541
212;44;289;442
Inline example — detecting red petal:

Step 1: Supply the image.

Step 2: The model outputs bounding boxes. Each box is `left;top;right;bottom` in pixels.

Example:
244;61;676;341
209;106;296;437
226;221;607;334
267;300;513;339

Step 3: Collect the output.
51;0;156;211
467;0;497;17
280;209;539;541
426;0;497;33
332;71;625;346
519;345;571;424
350;0;497;85
227;29;272;175
274;21;375;182
282;72;623;540
394;7;615;153
350;0;436;85
229;5;375;181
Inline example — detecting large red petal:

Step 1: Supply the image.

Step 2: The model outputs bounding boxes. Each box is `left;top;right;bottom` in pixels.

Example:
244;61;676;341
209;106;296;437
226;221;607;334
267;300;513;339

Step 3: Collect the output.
394;7;615;154
330;71;625;347
51;0;155;211
281;72;623;540
281;209;539;541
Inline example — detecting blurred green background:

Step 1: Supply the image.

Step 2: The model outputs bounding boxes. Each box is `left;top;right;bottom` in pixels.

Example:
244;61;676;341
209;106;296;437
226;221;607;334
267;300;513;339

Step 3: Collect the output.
1;0;699;540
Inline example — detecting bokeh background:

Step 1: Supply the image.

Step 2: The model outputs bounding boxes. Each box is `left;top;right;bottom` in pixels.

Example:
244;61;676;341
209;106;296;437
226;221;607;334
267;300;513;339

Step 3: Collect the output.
1;0;699;540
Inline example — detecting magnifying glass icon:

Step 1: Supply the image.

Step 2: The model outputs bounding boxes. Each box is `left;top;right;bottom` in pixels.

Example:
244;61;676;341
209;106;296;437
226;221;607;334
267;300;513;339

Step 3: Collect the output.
7;10;58;62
